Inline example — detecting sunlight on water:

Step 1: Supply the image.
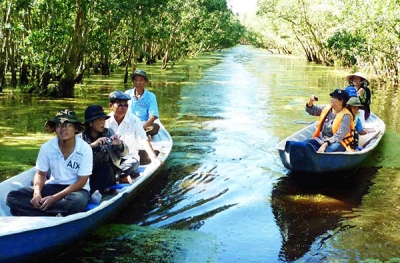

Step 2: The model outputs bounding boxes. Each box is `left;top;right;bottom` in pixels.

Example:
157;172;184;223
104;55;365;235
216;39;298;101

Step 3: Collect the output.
2;45;400;262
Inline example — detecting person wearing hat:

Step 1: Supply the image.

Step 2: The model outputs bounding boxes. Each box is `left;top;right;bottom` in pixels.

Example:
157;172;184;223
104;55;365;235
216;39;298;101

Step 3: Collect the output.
106;90;162;184
286;89;355;153
125;69;160;137
80;105;129;195
346;97;374;136
346;72;371;120
6;109;93;216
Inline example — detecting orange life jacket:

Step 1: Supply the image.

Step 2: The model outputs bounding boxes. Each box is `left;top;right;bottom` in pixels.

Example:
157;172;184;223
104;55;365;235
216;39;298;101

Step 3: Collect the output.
312;105;355;152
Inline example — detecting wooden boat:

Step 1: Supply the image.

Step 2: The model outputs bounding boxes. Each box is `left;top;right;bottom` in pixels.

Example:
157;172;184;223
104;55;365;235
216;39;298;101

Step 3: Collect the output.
0;121;173;263
276;112;385;173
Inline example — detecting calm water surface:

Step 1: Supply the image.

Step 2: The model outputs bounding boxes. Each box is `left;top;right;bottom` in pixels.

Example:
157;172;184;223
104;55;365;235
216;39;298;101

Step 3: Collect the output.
2;45;400;262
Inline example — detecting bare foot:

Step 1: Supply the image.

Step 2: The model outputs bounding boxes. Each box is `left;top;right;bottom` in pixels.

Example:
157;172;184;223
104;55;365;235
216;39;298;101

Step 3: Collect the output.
119;175;133;184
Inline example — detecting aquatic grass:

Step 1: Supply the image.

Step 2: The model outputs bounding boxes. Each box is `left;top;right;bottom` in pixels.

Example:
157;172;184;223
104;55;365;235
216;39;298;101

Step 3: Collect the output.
0;134;52;180
47;224;217;263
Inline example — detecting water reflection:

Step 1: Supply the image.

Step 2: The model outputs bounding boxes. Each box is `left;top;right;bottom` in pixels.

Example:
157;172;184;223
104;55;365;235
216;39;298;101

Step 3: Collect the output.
271;168;379;261
3;45;400;262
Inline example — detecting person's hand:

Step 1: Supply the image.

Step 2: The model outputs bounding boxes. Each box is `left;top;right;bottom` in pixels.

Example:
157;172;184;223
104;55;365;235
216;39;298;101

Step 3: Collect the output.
38;195;57;211
150;156;162;167
307;94;318;107
110;134;122;146
92;137;111;147
317;142;328;153
143;122;150;131
30;193;42;208
357;88;365;98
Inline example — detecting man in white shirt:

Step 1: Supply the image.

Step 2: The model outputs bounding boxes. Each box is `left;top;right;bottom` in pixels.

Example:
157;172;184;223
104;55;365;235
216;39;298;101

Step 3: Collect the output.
105;90;161;183
6;109;93;216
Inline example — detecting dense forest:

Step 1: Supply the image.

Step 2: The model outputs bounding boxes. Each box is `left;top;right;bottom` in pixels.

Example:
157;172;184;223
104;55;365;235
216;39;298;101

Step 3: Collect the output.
244;0;400;83
2;0;400;98
0;0;244;97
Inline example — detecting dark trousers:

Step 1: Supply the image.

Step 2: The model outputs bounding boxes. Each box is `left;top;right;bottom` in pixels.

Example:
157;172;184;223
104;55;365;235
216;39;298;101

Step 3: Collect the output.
91;162;116;194
303;139;346;152
6;184;90;216
120;156;139;178
145;123;160;136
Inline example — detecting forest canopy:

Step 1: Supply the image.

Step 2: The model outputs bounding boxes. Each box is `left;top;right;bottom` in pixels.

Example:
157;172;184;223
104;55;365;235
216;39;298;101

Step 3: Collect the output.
0;0;244;97
244;0;400;83
2;0;400;98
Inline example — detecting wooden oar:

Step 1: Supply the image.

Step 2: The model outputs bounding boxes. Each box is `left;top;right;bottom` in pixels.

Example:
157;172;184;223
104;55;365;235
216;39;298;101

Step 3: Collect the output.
361;130;382;148
294;120;315;125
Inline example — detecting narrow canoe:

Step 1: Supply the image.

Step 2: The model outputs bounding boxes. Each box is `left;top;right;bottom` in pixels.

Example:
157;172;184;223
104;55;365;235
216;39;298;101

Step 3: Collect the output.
0;121;173;262
276;112;385;173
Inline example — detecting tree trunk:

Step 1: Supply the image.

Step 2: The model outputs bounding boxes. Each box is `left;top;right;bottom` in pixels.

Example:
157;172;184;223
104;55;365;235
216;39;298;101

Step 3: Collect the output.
102;55;110;75
124;46;134;84
20;61;29;85
162;50;169;69
9;42;17;88
0;0;15;92
55;0;85;98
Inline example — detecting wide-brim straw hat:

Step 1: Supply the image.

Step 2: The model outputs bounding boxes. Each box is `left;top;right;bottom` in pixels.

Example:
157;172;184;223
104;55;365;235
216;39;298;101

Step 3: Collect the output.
346;72;369;86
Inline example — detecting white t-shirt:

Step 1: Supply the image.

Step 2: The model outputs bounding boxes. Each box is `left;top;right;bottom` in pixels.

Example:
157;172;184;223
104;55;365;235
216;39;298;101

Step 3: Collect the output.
36;135;93;192
105;112;148;161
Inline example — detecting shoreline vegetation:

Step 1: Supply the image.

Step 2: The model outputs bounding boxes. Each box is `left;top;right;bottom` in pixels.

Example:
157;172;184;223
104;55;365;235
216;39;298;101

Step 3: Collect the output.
1;0;399;99
243;0;400;83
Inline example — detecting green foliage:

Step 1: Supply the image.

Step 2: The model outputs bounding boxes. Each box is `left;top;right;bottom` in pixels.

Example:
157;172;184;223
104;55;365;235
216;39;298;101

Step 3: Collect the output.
49;224;217;262
1;0;243;96
254;0;400;81
326;29;368;67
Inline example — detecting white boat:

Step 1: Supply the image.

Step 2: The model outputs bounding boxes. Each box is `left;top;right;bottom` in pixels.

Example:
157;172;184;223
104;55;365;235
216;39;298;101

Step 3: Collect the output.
0;122;173;262
276;112;385;173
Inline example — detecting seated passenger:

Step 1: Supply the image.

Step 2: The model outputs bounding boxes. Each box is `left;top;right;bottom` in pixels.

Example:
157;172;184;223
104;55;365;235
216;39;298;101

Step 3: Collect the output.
6;109;92;217
106;90;162;184
346;97;374;136
287;89;355;153
80;105;129;195
125;69;160;137
346;72;371;120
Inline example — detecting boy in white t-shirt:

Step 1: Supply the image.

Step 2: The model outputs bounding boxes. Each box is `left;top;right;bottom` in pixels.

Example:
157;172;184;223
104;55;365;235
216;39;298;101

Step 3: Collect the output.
6;109;93;217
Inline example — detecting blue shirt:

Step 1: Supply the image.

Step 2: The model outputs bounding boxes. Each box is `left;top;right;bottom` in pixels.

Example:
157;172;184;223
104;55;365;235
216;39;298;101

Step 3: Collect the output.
355;117;363;132
125;88;159;122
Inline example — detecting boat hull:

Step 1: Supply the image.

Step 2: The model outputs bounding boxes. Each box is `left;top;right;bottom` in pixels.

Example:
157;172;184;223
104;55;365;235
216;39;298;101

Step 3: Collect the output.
276;113;385;174
0;122;172;262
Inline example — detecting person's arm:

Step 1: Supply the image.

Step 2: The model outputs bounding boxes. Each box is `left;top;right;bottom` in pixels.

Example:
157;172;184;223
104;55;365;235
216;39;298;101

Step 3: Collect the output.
317;142;329;153
143;115;158;129
144;93;159;128
307;94;317;108
305;94;324;116
38;175;89;211
358;88;366;102
355;120;367;135
139;138;162;166
30;170;47;208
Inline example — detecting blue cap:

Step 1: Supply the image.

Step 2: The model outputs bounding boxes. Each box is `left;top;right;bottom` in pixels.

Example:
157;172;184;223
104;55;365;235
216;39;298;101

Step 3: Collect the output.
345;86;358;97
109;90;131;102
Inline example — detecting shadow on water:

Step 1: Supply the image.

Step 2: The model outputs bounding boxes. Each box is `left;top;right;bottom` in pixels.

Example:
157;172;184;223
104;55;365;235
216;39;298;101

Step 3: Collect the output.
271;167;380;262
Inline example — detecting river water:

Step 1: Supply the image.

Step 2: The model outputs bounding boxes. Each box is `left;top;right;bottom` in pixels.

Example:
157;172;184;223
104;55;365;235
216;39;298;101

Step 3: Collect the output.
2;45;400;262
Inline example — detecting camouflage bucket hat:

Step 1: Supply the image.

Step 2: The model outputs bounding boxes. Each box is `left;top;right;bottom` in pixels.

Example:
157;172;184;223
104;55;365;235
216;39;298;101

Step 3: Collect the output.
45;109;84;133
